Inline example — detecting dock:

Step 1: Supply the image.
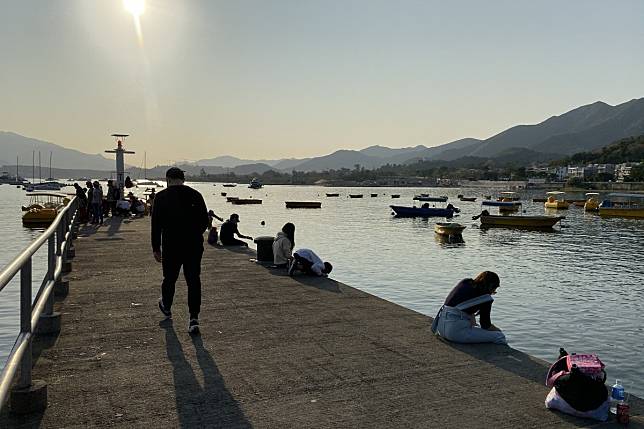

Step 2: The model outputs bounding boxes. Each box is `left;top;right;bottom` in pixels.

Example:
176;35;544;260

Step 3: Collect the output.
2;216;642;428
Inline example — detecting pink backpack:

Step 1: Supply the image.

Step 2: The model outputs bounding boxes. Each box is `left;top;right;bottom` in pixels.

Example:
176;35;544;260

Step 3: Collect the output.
546;348;606;387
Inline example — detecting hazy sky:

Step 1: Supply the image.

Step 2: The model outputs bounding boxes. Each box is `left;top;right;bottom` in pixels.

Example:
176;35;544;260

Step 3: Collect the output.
1;0;643;166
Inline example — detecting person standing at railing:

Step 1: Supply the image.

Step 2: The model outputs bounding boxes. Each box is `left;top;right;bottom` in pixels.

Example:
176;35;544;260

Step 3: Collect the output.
85;180;94;222
91;181;104;225
152;167;209;334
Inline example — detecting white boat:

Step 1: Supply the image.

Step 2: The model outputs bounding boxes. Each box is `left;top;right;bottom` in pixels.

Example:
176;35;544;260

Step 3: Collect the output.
25;181;63;192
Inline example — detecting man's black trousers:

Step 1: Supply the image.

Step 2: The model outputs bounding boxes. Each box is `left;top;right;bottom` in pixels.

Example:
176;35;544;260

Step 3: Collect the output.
161;246;203;319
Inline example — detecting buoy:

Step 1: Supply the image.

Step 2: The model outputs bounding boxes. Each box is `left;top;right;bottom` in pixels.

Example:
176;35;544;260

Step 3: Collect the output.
260;220;265;226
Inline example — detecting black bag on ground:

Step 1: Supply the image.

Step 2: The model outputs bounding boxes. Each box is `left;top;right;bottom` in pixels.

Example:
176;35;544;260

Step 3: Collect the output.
554;365;608;412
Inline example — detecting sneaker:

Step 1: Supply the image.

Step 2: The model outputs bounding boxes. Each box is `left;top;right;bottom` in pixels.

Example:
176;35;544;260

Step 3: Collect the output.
287;260;297;276
158;298;172;319
188;318;200;334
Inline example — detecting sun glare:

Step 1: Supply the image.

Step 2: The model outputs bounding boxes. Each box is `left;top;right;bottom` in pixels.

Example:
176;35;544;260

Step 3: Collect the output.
123;0;145;18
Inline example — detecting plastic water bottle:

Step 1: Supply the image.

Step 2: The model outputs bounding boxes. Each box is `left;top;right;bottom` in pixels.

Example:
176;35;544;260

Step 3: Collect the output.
610;379;625;414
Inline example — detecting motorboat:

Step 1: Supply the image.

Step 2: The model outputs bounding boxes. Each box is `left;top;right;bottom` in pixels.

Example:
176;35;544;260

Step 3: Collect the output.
349;194;363;198
434;222;466;236
482;192;522;208
498;191;520;201
391;194;401;199
413;195;448;202
457;194;476;202
285;201;322;208
584;192;600;212
22;192;70;226
25;181;64;192
474;212;564;229
325;193;340;197
226;196;239;202
223;183;237;188
599;193;644;218
248;178;263;189
221;192;227;197
0;171;26;186
134;179;164;189
544;191;570;210
390;204;458;218
370;193;378;197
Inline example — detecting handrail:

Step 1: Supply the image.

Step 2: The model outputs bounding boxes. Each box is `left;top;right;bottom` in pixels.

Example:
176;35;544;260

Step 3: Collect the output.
0;197;78;411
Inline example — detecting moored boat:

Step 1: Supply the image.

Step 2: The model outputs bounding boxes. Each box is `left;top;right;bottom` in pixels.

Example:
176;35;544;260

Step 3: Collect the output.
434;222;466;236
285;201;322;209
349;194;363;198
248;178;263;189
325;193;340;197
226;196;239;202
481;200;522;208
22;192;70;226
458;196;477;202
390;205;457;218
221;192;227;196
231;198;262;205
544;191;570;210
599;193;644;218
475;212;564;229
391;194;401;199
370;193;378;197
584;192;600;212
413;195;448;202
223;183;237;188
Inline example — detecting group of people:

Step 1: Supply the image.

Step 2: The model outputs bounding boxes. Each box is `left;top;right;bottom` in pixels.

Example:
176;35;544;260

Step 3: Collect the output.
151;167;504;344
74;180;154;224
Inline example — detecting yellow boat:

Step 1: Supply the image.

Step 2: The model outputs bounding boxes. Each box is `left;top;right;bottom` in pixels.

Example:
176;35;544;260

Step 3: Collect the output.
544;191;570;210
22;192;70;226
599;193;644;218
434;222;466;236
583;192;600;212
498;191;521;201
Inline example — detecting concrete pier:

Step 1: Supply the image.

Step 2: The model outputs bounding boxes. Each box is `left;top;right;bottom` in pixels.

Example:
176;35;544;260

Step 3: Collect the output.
2;216;642;428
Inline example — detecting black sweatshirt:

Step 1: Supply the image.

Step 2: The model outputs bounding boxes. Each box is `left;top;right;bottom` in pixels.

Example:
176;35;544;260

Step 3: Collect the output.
444;278;493;329
151;185;209;252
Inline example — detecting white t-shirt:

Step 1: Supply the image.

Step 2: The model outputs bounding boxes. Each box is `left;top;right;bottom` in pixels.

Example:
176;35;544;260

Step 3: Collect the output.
294;248;325;276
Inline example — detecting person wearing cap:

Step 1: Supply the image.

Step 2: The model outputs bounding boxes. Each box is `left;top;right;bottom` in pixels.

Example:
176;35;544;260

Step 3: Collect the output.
152;167;209;334
219;213;253;246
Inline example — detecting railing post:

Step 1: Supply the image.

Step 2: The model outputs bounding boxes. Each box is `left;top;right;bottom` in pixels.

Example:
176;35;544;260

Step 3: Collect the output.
18;258;32;389
44;236;55;316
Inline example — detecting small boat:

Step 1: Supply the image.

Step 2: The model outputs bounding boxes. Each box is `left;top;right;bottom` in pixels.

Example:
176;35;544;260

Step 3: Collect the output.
248;178;263;189
498;191;520;201
22;192;70;226
584;192;600;212
544;191;570;210
599;193;644;218
231;198;262;205
226;196;239;202
413;195;448;202
25;181;64;192
349;194;363;199
370;193;378;197
476;213;564;229
481;200;522;208
391;194;401;199
434;222;466;236
458;196;477;202
483;195;492;200
221;192;227;197
285;201;322;209
134;179;164;189
325;193;340;197
223;183;237;188
390;205;457;218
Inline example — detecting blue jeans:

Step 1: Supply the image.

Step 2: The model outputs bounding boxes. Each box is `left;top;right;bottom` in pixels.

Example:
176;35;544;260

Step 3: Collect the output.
435;306;507;344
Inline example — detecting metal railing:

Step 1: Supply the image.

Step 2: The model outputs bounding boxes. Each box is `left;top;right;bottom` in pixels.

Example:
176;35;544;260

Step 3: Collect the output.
0;197;78;410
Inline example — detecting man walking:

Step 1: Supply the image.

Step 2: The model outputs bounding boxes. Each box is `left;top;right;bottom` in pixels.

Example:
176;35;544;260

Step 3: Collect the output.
151;167;209;334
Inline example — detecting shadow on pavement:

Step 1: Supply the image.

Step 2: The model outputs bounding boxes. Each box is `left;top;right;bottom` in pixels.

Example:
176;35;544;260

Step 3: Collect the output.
161;320;251;429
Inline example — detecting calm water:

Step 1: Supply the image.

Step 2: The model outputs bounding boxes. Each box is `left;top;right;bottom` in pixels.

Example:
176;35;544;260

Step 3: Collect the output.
1;183;643;396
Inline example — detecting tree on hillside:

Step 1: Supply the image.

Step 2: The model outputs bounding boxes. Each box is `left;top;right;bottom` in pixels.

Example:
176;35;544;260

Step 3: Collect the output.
630;164;644;182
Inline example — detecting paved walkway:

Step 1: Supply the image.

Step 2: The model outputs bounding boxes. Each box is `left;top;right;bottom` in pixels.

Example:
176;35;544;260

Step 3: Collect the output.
2;216;642;428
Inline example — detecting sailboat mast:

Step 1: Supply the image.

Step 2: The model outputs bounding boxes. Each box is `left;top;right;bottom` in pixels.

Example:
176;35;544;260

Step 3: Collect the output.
38;151;41;183
144;151;147;179
16;156;19;181
32;150;34;183
49;151;52;180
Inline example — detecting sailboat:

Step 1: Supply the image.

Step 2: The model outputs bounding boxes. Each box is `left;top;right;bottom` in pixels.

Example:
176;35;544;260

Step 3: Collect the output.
134;152;164;189
25;151;63;191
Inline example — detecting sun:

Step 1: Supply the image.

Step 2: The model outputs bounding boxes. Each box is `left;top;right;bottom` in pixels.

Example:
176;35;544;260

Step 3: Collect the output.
123;0;145;18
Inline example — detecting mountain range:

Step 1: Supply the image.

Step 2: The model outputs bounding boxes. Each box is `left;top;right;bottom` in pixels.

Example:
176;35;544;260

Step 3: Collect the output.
2;97;643;174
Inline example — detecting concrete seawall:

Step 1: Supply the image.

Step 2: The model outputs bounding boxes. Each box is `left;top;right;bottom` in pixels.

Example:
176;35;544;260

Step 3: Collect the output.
2;216;641;428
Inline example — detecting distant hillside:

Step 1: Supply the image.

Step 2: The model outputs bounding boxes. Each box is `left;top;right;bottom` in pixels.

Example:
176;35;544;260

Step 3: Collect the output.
465;98;644;158
555;135;644;165
358;144;428;158
287;150;385;171
271;158;312;170
0;131;116;170
403;138;482;163
194;155;282;168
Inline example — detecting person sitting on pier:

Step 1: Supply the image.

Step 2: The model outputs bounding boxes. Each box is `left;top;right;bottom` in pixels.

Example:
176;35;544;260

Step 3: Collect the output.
219;213;252;246
206;210;224;245
431;271;507;344
273;222;295;268
288;248;332;277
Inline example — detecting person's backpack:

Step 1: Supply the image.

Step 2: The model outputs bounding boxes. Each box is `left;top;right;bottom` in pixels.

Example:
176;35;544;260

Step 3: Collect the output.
545;348;609;419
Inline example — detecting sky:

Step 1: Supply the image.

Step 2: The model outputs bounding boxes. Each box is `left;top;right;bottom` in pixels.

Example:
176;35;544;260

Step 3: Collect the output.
1;0;643;166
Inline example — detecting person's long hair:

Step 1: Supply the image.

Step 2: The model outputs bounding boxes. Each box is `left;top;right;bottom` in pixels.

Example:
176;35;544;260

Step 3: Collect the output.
282;222;295;250
472;271;500;294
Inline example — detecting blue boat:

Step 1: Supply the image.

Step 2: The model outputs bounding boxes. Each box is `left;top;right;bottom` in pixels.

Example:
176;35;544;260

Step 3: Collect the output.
390;205;456;218
248;178;263;189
